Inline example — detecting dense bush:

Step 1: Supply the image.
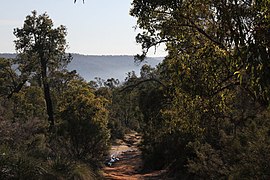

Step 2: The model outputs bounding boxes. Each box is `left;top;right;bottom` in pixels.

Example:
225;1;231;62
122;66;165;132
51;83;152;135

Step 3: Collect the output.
59;80;110;167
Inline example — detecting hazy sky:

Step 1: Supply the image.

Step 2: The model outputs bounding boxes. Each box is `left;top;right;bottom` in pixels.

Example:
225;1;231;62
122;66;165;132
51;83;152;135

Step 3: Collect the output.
0;0;166;56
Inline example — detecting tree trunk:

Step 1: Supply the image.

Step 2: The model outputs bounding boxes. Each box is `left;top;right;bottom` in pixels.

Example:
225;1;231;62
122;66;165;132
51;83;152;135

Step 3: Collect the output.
41;59;55;127
43;81;55;127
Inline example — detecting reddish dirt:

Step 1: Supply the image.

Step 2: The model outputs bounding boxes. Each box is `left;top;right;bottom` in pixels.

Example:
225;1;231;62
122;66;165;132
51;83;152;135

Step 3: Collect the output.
102;132;167;180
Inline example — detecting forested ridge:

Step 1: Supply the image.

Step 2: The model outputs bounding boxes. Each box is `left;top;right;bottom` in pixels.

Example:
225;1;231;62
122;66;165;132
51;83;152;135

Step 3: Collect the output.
1;0;270;179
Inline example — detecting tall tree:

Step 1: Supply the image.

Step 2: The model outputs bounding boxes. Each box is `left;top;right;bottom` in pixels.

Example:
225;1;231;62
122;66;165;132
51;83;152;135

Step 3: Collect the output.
131;0;270;103
130;0;270;178
13;11;72;127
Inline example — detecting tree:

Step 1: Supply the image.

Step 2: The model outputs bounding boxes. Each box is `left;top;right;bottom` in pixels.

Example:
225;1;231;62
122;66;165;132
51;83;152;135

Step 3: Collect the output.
59;79;110;166
131;0;269;103
13;11;72;127
130;0;270;178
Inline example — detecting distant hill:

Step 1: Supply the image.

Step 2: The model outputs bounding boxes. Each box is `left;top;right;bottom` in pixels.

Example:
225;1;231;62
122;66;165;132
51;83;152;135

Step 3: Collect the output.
0;53;15;59
0;53;163;82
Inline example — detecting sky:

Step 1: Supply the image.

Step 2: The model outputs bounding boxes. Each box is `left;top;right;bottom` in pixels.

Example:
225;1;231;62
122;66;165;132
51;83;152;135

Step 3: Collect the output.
0;0;166;57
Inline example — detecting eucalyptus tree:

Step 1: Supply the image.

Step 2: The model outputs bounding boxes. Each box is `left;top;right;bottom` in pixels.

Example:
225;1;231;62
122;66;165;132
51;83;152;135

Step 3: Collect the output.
130;0;270;178
13;11;72;127
131;0;269;103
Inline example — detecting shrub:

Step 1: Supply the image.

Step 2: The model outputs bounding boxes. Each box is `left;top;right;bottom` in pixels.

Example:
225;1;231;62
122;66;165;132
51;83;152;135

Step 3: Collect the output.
59;80;110;167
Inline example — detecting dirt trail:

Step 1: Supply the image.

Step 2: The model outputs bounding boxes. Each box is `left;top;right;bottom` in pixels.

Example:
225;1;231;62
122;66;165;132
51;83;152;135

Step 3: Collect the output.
102;131;166;180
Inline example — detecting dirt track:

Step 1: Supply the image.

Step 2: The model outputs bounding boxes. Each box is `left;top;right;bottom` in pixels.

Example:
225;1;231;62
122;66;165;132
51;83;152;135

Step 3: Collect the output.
102;132;166;180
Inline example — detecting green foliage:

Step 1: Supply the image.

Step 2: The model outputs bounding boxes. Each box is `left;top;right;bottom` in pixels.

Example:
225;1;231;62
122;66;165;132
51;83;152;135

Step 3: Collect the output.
187;110;270;179
0;148;42;180
10;86;46;121
131;0;269;102
0;86;104;179
0;10;111;179
131;0;270;178
0;117;47;179
13;10;72;126
92;75;145;140
59;80;110;166
0;58;17;97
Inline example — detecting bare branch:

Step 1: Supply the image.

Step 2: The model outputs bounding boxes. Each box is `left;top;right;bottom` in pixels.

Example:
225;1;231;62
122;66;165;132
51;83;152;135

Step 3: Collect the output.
7;79;27;99
120;78;166;92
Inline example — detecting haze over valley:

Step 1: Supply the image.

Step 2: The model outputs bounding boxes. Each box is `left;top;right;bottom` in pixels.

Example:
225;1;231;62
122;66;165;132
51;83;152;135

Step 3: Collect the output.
0;53;163;82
